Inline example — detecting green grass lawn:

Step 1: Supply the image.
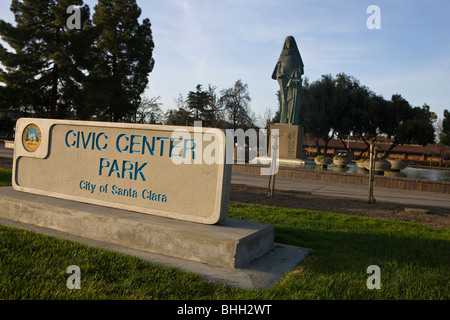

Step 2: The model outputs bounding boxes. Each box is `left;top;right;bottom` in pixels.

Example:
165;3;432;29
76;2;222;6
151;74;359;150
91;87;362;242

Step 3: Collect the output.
0;168;449;300
0;168;12;187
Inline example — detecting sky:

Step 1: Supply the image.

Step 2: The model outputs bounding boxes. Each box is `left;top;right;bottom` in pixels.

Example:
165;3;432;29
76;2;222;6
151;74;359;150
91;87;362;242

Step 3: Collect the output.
1;0;449;121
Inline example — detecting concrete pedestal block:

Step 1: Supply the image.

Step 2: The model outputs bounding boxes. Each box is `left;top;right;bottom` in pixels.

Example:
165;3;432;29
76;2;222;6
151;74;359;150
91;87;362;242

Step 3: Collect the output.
270;123;304;160
0;188;274;269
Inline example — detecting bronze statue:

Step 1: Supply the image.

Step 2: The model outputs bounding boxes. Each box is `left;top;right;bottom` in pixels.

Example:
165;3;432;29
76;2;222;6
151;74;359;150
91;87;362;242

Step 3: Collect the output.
272;36;304;125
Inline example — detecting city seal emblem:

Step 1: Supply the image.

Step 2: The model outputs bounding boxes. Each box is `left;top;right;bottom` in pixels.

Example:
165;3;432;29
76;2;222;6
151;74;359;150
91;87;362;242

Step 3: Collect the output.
22;124;42;153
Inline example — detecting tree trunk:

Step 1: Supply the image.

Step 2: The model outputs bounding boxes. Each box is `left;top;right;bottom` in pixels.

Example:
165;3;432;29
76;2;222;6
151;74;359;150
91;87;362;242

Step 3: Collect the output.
112;54;117;122
323;139;328;155
315;137;321;155
322;135;334;156
323;138;330;155
50;64;59;118
383;140;400;159
322;131;335;156
50;26;62;119
359;146;370;159
337;134;351;153
358;135;371;159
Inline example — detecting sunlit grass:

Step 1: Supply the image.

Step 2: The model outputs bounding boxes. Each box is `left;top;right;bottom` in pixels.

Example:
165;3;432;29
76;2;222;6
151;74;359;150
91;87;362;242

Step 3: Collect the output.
0;201;448;300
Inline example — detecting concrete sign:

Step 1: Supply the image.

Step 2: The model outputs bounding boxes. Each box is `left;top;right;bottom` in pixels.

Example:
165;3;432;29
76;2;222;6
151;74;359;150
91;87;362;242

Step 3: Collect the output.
13;119;231;225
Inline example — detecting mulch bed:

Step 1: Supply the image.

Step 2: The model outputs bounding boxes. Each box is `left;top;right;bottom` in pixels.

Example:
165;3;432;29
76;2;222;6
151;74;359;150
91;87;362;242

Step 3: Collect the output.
230;184;450;230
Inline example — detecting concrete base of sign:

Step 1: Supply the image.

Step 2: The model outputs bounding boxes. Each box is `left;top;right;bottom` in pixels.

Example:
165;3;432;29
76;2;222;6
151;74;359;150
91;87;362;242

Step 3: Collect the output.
0;218;308;290
0;188;278;270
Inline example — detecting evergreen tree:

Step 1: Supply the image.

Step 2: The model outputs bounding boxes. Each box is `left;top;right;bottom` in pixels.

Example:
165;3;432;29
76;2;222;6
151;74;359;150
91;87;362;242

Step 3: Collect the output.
187;84;209;121
165;107;193;126
91;0;155;122
300;74;337;154
0;0;92;118
185;84;224;127
204;84;227;128
441;110;450;146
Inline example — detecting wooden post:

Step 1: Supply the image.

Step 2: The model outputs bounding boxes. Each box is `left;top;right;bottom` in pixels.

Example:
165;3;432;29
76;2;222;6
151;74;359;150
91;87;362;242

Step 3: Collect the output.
267;134;279;199
368;143;376;204
268;173;276;199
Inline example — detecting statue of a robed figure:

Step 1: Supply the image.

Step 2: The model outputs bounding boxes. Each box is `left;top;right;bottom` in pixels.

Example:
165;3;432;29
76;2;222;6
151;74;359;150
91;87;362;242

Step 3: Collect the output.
269;36;305;163
264;36;306;198
272;36;304;125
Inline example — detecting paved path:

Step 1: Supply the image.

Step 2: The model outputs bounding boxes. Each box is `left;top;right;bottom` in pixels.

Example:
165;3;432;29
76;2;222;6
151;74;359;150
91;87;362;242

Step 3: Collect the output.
0;142;14;159
232;172;450;210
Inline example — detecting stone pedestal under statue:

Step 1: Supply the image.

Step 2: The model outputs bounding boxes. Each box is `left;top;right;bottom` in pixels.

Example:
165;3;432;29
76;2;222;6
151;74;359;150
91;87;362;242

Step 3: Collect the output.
268;123;305;167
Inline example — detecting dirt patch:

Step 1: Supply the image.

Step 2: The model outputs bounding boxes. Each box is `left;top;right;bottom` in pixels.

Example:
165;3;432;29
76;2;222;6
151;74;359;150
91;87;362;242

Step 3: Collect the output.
230;184;450;230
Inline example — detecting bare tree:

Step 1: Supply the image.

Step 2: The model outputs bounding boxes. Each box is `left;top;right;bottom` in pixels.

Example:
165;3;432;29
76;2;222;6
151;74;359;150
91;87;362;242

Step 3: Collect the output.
220;79;253;130
136;96;163;124
257;107;274;131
